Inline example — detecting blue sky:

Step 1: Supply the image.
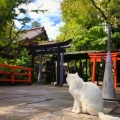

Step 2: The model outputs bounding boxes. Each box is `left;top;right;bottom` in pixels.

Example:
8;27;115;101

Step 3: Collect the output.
15;0;64;40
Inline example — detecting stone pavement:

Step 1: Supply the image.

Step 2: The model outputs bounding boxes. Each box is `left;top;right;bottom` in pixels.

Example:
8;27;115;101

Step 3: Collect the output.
0;84;120;120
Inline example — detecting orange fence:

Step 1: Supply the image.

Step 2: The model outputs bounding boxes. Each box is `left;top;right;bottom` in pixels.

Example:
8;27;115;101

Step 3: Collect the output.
0;63;33;84
88;52;120;88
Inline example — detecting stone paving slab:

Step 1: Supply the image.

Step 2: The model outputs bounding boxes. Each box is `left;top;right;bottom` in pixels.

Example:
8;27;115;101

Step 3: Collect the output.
0;84;119;120
29;107;101;120
0;85;73;120
28;106;112;120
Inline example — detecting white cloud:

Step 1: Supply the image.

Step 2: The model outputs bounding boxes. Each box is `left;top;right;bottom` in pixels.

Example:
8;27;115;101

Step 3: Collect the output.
14;20;22;28
15;0;64;40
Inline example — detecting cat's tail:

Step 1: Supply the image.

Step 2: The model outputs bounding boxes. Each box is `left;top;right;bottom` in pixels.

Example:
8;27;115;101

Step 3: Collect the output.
98;112;120;120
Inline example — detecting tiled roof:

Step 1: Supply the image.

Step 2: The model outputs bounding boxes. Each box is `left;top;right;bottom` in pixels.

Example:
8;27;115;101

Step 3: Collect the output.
19;26;49;41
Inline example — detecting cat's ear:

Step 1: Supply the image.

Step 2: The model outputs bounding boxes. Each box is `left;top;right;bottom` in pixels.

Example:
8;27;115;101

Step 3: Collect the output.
66;72;70;76
75;72;78;75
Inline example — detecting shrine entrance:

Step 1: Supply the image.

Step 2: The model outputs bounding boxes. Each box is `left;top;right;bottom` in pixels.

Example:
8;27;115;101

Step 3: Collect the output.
24;39;72;86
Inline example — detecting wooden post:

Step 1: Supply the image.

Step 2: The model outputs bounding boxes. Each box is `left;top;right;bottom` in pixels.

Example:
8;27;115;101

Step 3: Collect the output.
31;48;35;82
57;46;60;85
74;60;76;71
60;53;64;85
92;56;96;83
96;62;100;85
88;59;91;78
38;54;43;84
79;59;83;77
11;71;14;83
113;55;117;88
28;69;32;83
85;58;87;82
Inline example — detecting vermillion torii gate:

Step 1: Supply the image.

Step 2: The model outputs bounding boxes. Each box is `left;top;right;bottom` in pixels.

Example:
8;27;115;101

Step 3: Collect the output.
25;39;72;85
88;52;120;88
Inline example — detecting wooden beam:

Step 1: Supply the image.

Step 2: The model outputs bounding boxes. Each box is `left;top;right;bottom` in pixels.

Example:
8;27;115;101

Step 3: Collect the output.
28;48;66;55
24;39;72;50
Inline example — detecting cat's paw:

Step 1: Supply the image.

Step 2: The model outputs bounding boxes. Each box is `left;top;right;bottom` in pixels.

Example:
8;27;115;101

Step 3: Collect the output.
72;109;76;113
72;107;76;112
72;110;80;114
75;110;80;114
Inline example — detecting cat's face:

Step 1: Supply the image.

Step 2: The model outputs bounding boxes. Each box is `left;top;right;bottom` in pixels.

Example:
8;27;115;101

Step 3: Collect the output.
66;72;78;85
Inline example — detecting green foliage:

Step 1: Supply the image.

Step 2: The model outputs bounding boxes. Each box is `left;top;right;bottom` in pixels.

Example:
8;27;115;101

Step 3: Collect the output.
58;0;120;51
75;25;107;50
0;0;41;52
57;0;120;80
0;48;31;66
0;57;8;64
10;48;31;67
0;0;25;50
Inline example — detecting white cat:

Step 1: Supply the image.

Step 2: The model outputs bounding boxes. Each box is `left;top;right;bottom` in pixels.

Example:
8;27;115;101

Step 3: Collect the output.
66;72;120;120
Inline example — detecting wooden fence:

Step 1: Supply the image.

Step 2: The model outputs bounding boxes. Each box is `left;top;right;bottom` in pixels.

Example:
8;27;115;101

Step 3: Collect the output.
0;63;33;84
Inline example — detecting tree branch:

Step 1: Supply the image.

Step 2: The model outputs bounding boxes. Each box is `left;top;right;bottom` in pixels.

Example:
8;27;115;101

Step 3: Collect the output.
0;25;24;51
0;10;12;31
91;0;108;21
13;26;24;40
62;29;67;41
9;22;14;40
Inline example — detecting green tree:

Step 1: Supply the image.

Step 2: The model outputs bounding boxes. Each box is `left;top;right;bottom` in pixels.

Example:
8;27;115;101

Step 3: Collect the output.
0;0;33;52
58;0;120;51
